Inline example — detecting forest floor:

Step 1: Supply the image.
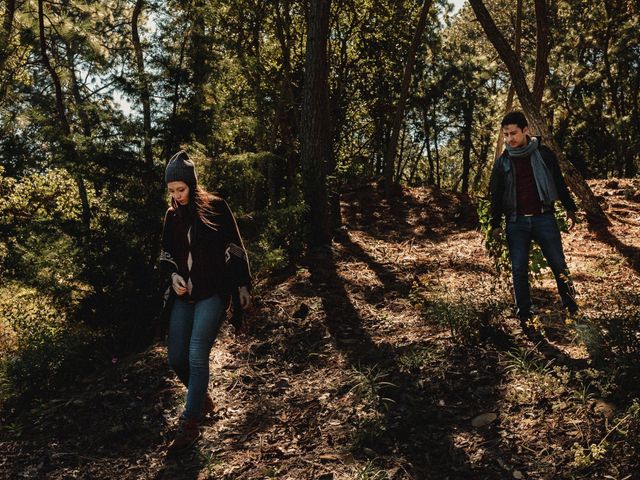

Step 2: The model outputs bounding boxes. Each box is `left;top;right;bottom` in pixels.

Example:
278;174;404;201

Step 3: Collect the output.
2;179;640;480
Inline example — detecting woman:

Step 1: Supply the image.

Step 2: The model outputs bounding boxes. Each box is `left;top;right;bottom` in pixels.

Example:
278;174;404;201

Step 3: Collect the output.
160;150;251;453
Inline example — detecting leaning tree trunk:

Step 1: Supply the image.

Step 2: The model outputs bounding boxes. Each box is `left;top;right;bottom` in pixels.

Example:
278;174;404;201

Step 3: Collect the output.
38;0;91;233
300;0;331;247
132;0;153;166
469;0;609;226
533;0;550;109
493;0;521;160
383;0;433;194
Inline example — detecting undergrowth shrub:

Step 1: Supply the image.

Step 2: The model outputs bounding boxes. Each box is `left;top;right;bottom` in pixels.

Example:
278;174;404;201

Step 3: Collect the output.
198;149;305;277
0;285;102;403
577;290;640;398
477;199;569;281
409;274;509;343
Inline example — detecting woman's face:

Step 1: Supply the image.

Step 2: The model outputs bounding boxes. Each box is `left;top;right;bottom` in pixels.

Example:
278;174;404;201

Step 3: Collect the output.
167;181;190;206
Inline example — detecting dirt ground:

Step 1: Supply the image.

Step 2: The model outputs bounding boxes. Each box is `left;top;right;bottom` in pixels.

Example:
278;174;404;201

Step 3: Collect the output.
1;179;639;479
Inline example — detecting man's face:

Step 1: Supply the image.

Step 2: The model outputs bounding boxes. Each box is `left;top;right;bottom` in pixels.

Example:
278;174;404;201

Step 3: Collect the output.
502;124;529;149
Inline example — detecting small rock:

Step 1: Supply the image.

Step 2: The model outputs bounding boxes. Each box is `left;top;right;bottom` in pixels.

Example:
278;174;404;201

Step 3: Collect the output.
513;470;524;479
471;412;497;428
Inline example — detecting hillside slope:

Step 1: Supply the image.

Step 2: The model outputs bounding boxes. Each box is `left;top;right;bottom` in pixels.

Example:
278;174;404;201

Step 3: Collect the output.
2;180;640;479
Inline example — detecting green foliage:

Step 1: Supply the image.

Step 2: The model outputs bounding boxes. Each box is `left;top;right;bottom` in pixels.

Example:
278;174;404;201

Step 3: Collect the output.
349;364;396;411
199;150;305;276
477;199;571;282
0;284;101;402
502;345;554;376
355;460;389;480
410;274;508;344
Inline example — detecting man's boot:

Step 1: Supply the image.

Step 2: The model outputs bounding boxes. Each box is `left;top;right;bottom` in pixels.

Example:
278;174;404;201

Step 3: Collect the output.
167;418;200;453
203;393;215;416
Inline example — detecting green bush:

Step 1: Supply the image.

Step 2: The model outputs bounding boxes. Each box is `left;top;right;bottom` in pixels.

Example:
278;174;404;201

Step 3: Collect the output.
196;149;305;277
0;285;101;403
477;198;570;281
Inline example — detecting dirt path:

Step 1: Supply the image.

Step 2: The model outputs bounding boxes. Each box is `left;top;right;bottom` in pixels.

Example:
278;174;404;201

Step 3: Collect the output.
2;181;639;479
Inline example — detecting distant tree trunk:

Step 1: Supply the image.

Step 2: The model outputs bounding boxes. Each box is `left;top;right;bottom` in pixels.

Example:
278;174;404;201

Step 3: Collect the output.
460;95;475;194
469;0;609;226
274;0;299;199
383;0;433;194
422;105;435;185
189;0;209;146
0;0;16;100
165;33;188;157
300;0;331;247
432;103;441;188
132;0;153;166
67;51;92;137
533;0;550;108
472;130;491;190
38;0;91;233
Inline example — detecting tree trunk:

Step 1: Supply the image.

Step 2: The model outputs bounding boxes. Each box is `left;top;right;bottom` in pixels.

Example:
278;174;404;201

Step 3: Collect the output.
383;0;433;194
472;130;491;190
300;0;331;247
274;0;299;199
38;0;91;232
187;0;209;147
460;95;474;194
533;0;550;108
432;103;441;188
0;0;16;100
422;105;435;185
132;0;153;166
468;0;609;226
493;0;521;160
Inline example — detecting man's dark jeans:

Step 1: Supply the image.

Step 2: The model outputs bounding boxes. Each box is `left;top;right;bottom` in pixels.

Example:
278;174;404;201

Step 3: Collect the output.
506;212;577;320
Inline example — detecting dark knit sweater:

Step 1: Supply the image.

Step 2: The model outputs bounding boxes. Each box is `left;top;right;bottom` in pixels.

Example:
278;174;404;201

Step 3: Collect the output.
513;155;543;215
159;195;251;302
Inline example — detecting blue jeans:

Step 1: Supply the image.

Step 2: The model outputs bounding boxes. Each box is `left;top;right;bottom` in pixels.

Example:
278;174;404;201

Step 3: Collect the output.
168;295;225;420
506;213;577;319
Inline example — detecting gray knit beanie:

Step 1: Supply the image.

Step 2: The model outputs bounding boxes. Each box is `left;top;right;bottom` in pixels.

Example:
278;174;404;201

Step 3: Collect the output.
165;150;197;185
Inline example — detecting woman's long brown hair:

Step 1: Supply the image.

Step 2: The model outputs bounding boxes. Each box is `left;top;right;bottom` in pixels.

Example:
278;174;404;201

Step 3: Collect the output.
171;184;220;231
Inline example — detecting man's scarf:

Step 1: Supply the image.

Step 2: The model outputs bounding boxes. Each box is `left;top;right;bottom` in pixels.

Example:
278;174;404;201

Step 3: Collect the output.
505;137;559;205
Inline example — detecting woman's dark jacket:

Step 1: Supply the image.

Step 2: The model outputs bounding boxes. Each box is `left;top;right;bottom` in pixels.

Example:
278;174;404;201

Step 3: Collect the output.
159;195;251;303
489;143;577;229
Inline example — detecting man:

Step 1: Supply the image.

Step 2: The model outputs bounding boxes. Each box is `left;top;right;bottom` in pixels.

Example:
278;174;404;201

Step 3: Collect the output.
489;111;579;332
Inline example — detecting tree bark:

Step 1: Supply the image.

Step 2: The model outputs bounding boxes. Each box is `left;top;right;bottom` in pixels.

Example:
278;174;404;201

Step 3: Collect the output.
460;95;474;194
274;0;300;199
383;0;433;194
469;0;609;226
0;0;16;75
493;0;521;160
300;0;331;247
38;0;91;232
132;0;153;166
533;0;550;108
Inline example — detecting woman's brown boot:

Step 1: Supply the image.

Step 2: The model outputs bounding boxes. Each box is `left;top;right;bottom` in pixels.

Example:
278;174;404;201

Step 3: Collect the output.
167;418;200;453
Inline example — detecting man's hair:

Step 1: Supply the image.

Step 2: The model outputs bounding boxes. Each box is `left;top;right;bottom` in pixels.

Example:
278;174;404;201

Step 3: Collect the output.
501;111;528;129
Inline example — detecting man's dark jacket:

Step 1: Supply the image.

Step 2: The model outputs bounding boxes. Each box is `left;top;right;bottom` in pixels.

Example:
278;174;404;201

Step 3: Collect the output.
489;142;577;229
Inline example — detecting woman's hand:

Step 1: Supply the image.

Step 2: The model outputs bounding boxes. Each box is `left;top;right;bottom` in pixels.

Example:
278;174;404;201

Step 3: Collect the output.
171;273;188;296
238;286;251;309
